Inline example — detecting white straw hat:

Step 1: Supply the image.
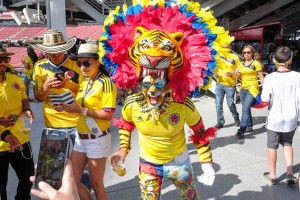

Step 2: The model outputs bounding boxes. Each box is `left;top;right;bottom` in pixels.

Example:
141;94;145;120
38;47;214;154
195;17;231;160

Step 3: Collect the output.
76;43;99;58
32;29;76;54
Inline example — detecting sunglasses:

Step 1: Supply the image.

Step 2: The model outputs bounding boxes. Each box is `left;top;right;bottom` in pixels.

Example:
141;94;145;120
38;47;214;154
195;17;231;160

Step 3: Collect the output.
0;57;11;63
142;81;165;90
243;51;252;55
76;60;92;67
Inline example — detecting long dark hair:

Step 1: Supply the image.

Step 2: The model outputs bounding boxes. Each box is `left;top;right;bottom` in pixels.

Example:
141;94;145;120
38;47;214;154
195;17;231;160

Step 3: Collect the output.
27;47;38;65
100;63;110;77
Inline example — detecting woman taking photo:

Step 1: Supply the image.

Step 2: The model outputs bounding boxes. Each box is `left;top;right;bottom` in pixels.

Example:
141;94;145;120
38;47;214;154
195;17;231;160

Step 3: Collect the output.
58;43;117;200
235;45;264;139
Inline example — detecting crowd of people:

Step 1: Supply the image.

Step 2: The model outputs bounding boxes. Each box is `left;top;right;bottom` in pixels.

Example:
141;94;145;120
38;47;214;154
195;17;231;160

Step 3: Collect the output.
0;20;299;200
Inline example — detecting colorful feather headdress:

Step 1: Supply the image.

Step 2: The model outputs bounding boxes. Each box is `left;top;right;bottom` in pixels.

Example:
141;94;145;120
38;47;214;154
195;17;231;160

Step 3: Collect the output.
99;0;234;102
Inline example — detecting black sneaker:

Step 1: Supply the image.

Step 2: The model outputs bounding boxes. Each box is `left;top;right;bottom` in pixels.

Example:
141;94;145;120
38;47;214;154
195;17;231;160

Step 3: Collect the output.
235;131;244;139
234;117;240;126
214;122;223;129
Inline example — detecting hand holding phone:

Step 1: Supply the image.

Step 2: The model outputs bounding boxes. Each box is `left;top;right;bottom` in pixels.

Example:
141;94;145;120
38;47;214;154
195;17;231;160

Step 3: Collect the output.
31;159;80;200
34;128;70;190
55;73;64;81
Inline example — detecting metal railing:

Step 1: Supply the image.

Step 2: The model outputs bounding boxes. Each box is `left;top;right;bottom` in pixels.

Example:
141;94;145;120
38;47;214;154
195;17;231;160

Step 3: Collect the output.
82;0;133;15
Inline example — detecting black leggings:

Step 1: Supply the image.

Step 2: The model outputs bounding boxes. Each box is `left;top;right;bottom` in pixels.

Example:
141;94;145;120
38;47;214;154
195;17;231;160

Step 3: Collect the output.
0;145;34;200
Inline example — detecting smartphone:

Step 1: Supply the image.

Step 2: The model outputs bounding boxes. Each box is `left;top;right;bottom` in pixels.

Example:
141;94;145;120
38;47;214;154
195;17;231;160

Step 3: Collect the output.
34;128;70;190
55;73;64;81
8;114;19;121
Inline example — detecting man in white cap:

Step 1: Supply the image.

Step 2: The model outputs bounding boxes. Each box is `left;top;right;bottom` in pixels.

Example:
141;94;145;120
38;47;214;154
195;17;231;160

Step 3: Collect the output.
32;29;91;190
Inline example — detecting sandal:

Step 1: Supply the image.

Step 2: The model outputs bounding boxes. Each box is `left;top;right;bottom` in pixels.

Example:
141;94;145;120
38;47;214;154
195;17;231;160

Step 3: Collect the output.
286;174;298;185
263;172;277;185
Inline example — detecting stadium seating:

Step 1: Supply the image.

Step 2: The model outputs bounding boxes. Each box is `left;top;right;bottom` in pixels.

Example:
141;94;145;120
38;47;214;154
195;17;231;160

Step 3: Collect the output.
3;25;103;70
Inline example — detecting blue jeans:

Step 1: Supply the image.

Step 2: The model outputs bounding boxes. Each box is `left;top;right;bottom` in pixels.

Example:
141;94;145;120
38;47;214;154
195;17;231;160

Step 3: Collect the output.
215;83;239;124
55;127;92;191
239;89;255;133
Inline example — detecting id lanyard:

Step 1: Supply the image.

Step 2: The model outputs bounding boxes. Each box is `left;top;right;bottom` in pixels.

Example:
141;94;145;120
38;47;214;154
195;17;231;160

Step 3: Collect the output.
81;71;102;107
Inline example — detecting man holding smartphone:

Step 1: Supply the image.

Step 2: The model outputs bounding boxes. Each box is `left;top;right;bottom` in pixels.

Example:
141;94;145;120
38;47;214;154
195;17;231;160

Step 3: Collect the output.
32;29;91;190
0;47;35;200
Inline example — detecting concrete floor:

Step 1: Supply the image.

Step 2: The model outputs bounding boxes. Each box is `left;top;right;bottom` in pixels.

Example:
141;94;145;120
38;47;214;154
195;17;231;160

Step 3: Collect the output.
6;89;300;200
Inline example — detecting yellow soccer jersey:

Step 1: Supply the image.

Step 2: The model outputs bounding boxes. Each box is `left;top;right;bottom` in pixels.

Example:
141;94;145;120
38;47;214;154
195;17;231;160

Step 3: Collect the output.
33;57;84;128
0;73;30;152
6;64;17;74
24;56;34;79
238;60;262;90
76;73;117;133
215;53;240;86
121;92;202;164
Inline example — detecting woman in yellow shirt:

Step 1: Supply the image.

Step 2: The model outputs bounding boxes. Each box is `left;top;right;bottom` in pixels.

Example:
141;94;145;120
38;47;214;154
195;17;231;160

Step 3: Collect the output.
58;43;116;200
22;47;38;101
235;45;264;139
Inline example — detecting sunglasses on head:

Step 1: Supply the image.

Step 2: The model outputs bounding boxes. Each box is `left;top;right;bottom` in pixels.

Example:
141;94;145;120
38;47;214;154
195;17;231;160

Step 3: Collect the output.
0;57;11;63
76;60;92;67
243;51;252;55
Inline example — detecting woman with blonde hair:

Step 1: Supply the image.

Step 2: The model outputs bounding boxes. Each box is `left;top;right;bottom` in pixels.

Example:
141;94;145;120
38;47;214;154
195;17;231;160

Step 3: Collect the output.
235;45;265;139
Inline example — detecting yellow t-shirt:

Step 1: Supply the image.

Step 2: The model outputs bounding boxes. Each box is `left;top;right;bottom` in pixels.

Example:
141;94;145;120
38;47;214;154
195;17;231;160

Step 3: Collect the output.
122;92;201;164
24;56;34;79
33;57;84;128
0;73;29;152
76;73;117;133
6;64;17;74
238;60;262;91
215;53;240;86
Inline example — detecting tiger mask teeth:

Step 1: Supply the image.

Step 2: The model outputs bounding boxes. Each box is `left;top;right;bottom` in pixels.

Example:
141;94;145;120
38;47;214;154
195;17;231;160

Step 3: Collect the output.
142;67;166;78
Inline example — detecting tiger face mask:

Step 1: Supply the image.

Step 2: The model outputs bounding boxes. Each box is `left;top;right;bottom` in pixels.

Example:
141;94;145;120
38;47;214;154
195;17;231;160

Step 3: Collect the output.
142;74;169;109
129;26;184;80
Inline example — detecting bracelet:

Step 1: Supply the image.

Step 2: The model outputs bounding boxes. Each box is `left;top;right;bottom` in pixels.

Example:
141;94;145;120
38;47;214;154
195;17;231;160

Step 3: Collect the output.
1;130;12;142
119;146;130;154
82;108;88;116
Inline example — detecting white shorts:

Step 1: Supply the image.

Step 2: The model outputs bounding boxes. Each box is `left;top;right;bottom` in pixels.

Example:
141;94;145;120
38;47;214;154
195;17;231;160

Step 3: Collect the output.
73;132;111;159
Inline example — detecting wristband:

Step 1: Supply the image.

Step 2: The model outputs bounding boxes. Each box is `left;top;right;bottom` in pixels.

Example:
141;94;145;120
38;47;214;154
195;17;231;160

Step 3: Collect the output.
1;130;12;142
82;107;88;116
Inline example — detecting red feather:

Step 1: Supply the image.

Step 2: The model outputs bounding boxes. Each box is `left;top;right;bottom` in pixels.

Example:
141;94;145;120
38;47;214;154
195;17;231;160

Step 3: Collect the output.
113;117;136;131
189;127;217;145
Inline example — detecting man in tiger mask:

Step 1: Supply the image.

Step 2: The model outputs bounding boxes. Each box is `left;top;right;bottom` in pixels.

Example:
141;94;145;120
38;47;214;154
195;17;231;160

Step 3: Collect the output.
105;1;234;199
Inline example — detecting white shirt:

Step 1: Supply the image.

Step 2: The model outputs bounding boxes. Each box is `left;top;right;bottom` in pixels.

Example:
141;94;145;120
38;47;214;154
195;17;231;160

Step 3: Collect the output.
261;71;300;132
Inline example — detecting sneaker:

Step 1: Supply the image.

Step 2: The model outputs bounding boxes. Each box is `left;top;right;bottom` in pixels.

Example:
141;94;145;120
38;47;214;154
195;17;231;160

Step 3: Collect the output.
214;122;223;129
245;128;253;133
286;174;298;185
263;172;277;185
235;131;244;139
234;117;240;126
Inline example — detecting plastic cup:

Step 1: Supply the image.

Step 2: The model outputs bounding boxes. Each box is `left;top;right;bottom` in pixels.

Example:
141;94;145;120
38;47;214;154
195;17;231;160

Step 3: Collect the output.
113;160;127;176
21;117;31;134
